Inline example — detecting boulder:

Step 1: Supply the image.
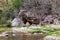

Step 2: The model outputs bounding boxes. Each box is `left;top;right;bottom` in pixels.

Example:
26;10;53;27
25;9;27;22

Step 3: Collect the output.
11;17;25;27
44;36;60;40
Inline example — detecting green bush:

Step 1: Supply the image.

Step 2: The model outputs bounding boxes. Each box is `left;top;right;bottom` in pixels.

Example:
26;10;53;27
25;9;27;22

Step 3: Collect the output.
6;22;12;28
13;0;24;9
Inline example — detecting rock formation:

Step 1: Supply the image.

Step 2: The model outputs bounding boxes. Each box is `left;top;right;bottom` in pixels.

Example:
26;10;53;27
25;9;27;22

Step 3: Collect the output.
12;0;60;26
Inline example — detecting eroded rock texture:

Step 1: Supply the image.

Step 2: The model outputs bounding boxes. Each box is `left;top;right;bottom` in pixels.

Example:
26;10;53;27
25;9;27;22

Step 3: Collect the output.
12;0;60;26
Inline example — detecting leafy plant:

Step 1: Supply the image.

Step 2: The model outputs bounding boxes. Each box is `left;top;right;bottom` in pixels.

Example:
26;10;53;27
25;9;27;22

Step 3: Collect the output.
13;0;24;9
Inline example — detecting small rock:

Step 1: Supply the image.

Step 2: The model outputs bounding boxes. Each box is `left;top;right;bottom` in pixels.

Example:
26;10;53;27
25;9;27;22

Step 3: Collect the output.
12;34;16;36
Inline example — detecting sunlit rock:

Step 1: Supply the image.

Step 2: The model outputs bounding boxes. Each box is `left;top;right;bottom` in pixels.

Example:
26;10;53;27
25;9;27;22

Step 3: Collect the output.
47;24;60;29
0;32;8;37
44;36;60;40
12;27;28;33
11;17;25;27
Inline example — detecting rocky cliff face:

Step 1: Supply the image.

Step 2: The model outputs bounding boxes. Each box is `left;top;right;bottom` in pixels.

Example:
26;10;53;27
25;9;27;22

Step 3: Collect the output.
22;0;60;13
18;0;60;25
